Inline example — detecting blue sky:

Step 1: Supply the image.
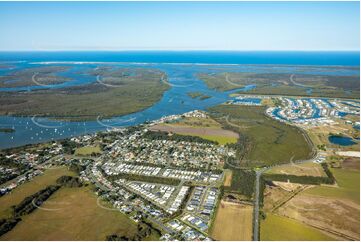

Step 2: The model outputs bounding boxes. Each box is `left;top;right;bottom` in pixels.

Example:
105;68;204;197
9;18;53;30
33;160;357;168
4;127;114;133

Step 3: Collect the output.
0;1;359;51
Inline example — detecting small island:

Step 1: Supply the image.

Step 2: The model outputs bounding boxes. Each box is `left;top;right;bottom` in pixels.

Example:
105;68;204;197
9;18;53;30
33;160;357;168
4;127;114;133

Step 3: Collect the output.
0;128;15;133
187;92;211;100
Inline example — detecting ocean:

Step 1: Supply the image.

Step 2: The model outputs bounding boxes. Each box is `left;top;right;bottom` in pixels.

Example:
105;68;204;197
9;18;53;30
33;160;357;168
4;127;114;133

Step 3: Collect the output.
0;51;359;66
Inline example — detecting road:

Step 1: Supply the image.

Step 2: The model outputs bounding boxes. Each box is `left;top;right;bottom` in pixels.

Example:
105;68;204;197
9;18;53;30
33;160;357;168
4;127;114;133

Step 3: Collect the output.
252;143;318;240
253;167;269;241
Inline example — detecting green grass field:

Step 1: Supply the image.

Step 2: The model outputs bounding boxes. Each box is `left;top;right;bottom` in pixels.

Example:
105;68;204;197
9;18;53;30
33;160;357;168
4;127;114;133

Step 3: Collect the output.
302;168;360;203
152;116;238;145
0;166;75;219
261;213;335;241
209;105;314;166
74;145;102;156
0;186;157;241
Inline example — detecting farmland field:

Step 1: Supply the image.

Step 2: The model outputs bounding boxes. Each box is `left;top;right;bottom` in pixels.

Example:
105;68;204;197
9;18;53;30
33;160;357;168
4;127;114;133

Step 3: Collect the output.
0;186;155;241
268;166;360;241
302;167;360;203
211;200;253;241
0;166;75;219
260;213;335;241
276;192;360;240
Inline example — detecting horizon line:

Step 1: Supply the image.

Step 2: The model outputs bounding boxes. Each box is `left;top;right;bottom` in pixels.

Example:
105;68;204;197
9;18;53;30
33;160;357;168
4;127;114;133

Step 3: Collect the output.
0;49;360;52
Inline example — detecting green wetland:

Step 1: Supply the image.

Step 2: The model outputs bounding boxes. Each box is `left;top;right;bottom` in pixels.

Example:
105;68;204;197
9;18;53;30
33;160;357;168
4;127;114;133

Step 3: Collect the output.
0;61;358;150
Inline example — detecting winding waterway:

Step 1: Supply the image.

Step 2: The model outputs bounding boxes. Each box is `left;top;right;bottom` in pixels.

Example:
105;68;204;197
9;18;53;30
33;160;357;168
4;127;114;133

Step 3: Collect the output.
0;51;359;149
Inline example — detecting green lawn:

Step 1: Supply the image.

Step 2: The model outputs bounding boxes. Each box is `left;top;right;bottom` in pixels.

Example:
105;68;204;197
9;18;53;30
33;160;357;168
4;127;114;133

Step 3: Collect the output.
303;168;360;203
261;213;335;241
74;145;102;156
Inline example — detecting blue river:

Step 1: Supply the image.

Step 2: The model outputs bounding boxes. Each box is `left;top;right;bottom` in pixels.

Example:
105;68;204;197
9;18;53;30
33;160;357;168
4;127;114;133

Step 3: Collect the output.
0;51;359;149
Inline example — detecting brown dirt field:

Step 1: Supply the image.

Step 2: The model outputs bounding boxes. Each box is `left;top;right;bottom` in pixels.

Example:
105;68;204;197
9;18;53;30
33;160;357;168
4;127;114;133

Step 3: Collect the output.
223;169;233;187
342;157;360;170
276;193;360;241
263;185;291;212
266;162;327;177
273;181;304;192
211;200;253;241
263;183;306;212
150;123;239;138
1;186;139;241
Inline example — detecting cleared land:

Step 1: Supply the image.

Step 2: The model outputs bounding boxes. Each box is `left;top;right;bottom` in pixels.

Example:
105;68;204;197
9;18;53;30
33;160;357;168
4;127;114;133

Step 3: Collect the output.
209;105;313;166
198;72;359;99
211;200;253;241
341;157;359;170
276;192;360;240
74;145;102;156
266;161;327;177
150;116;238;145
263;183;299;212
261;213;335;241
0;166;75;219
264;167;360;240
0;67;169;121
223;169;233;187
0;186;151;241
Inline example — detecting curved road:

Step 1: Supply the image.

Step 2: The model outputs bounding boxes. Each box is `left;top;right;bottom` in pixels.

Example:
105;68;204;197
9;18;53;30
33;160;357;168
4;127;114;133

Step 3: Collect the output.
251;116;318;240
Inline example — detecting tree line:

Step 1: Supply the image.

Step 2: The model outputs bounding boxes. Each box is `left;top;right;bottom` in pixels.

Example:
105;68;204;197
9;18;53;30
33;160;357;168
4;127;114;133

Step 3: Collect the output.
224;168;256;198
106;219;159;241
0;175;84;237
56;176;83;188
0;185;60;236
262;162;335;185
143;130;218;145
